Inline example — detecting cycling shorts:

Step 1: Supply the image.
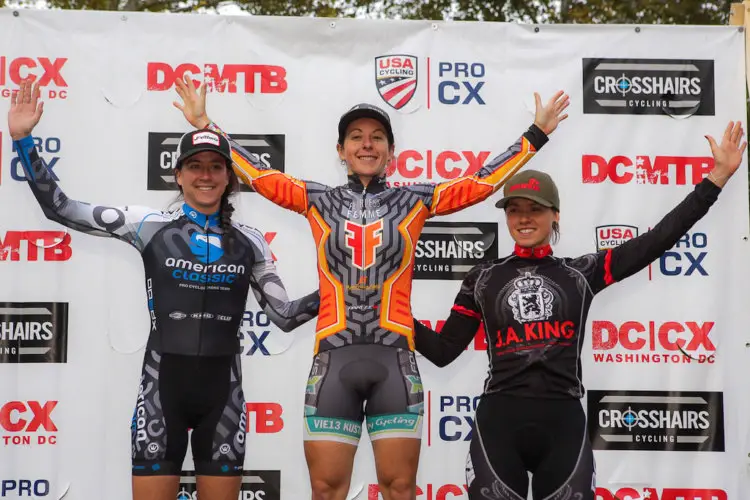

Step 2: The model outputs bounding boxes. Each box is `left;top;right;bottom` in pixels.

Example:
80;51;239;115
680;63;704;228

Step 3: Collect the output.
303;344;424;445
131;350;246;476
466;393;595;500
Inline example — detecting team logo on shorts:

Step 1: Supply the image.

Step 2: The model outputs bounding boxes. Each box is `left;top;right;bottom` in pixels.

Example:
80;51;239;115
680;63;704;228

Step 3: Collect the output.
375;55;418;110
147;443;160;453
219;444;231;454
508;272;554;323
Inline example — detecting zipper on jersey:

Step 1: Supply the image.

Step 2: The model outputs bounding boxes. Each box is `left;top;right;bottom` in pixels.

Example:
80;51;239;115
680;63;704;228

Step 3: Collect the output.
197;217;210;355
360;185;366;303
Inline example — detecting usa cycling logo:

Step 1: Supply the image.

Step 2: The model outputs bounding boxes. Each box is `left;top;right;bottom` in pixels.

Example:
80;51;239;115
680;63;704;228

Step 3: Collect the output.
189;233;223;264
375;54;486;112
375;55;418;110
165;232;245;285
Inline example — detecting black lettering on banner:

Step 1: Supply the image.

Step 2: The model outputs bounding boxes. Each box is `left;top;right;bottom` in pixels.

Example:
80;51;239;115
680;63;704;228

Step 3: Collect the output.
582;58;715;116
0;302;69;363
413;221;498;280
586;390;724;452
146;133;285;192
177;470;280;499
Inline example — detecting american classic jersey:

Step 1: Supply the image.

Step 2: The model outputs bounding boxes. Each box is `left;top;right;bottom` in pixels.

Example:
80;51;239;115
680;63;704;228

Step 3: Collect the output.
15;135;319;356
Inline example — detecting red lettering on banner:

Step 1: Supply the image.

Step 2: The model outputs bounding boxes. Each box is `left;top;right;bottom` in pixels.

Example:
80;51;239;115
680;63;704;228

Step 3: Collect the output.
245;402;284;433
595;487;727;500
592;321;716;352
582;155;713;185
146;62;287;94
369;483;469;499
378;57;414;70
0;402;26;432
0;231;72;262
0;401;58;432
598;227;636;240
385;150;491;180
0;57;68;87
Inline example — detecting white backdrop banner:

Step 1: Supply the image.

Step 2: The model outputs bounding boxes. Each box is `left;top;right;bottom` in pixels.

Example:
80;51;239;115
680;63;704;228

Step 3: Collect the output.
0;9;748;500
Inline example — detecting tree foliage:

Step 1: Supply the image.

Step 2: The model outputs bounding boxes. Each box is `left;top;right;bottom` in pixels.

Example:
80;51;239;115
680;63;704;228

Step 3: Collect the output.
562;0;731;25
0;0;736;25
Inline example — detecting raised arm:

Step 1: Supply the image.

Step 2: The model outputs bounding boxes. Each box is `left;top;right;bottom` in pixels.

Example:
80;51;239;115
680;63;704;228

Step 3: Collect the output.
409;92;569;216
173;76;327;215
9;80;154;250
579;121;746;293
413;265;484;367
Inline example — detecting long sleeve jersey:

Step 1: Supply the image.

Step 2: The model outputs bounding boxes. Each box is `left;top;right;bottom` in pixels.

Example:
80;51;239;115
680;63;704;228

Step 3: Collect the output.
14;135;319;356
211;122;548;354
414;178;721;398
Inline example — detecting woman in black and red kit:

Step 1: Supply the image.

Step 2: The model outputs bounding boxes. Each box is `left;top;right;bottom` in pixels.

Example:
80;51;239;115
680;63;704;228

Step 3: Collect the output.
413;121;746;500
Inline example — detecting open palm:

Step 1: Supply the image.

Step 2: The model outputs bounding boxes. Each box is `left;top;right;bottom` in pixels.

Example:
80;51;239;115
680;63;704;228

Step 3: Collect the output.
705;121;747;187
534;91;570;136
173;75;210;129
8;79;44;140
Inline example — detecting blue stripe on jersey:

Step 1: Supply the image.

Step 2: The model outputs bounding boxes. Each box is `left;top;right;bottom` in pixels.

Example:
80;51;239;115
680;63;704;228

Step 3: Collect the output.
14;136;36;180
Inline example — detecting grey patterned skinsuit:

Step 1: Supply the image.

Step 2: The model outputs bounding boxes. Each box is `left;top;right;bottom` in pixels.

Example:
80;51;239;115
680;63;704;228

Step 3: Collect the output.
215;120;548;444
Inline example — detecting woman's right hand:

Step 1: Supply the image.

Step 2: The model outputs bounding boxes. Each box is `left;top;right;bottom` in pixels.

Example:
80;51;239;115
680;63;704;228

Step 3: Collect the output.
173;75;211;129
8;79;44;141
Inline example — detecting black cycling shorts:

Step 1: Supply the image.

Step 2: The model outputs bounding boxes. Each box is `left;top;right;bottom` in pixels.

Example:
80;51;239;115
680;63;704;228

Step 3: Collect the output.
303;344;424;445
466;394;595;500
131;350;246;476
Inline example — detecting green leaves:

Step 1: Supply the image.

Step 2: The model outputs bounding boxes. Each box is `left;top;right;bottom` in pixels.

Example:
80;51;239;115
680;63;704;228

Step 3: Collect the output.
23;0;736;24
563;0;731;25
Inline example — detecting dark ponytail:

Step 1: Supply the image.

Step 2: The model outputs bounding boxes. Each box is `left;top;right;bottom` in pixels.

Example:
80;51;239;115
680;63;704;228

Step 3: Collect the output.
219;166;240;250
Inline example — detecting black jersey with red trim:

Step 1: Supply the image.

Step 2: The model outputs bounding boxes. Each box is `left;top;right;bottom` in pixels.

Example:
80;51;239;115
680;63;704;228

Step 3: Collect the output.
414;179;721;398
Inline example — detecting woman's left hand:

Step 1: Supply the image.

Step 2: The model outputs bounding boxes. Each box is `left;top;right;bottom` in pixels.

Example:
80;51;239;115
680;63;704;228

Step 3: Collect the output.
533;90;570;136
705;121;747;188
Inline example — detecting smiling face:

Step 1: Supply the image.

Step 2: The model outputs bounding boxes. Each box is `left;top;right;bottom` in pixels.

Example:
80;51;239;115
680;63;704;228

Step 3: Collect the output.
504;198;560;248
337;117;395;180
174;151;230;214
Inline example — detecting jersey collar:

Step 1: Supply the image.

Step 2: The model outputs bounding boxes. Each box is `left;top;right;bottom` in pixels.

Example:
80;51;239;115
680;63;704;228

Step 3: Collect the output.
514;243;553;259
347;173;387;194
182;203;220;228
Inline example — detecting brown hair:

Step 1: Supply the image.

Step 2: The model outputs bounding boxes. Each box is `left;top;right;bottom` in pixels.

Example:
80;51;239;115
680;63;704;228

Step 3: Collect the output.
551;219;560;245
